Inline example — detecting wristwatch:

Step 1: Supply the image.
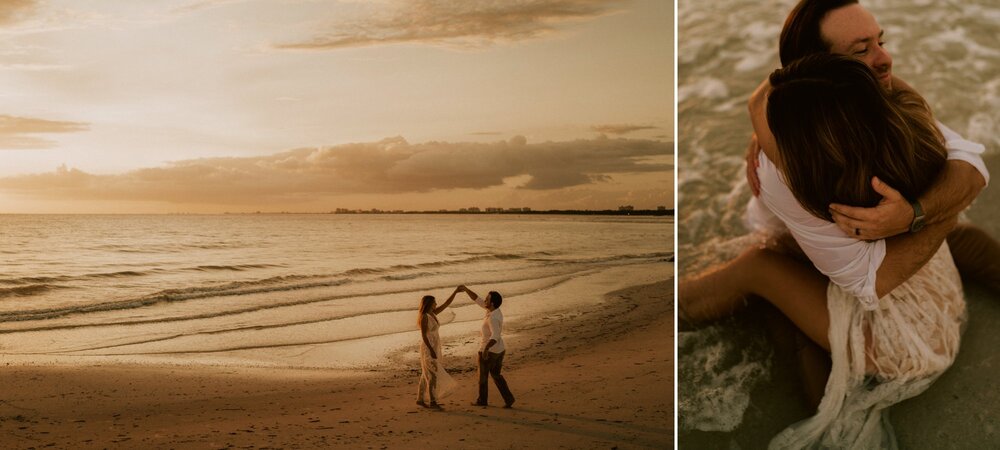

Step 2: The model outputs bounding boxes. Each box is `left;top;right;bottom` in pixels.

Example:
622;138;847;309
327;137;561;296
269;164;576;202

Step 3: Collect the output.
908;198;926;233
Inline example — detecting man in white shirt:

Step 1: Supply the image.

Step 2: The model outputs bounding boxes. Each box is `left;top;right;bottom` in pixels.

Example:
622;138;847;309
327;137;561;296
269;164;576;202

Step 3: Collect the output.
683;0;998;409
457;285;515;408
745;0;998;293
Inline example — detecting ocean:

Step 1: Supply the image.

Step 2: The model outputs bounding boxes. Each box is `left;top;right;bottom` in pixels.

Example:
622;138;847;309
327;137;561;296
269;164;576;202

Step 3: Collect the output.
679;0;1000;446
0;214;671;370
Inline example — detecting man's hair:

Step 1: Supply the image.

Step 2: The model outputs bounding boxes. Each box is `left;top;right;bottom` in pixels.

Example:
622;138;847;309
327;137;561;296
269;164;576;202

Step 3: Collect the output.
766;54;946;220
488;291;503;308
779;0;859;66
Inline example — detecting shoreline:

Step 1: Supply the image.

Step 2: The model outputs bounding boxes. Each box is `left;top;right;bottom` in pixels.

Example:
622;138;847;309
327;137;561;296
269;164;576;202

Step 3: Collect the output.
0;278;673;449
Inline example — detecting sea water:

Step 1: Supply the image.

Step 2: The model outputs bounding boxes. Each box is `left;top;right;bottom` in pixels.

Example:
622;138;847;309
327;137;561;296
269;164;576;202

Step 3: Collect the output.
0;214;671;369
679;0;1000;435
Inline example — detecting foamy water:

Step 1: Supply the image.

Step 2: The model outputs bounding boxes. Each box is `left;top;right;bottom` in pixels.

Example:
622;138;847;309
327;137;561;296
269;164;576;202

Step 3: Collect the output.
679;0;1000;433
0;214;671;369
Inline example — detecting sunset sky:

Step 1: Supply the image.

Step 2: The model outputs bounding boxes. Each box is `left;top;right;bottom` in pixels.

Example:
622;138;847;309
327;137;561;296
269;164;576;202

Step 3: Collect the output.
0;0;672;213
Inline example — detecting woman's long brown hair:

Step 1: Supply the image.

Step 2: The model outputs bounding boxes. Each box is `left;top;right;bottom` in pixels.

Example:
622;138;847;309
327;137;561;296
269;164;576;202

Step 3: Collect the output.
766;54;946;221
418;295;435;327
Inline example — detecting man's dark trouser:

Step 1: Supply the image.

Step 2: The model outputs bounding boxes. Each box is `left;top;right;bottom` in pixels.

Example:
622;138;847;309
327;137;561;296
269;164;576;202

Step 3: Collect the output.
477;351;515;406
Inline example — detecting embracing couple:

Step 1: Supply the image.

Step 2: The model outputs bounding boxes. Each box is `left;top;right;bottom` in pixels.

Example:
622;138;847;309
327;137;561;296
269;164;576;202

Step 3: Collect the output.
416;285;515;410
681;0;999;448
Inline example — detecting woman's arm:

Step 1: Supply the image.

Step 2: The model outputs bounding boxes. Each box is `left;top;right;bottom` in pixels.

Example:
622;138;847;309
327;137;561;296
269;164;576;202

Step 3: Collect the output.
419;317;436;359
433;287;460;314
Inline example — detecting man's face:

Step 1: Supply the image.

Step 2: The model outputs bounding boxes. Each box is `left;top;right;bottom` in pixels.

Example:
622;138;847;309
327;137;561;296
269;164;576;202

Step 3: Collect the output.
484;293;493;309
820;4;893;89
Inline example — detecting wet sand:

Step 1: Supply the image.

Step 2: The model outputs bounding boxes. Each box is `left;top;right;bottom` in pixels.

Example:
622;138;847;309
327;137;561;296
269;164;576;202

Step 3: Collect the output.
0;279;673;449
680;283;997;449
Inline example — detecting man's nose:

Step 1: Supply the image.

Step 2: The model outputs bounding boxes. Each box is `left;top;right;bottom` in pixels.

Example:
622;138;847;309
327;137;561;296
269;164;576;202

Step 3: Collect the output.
872;45;892;70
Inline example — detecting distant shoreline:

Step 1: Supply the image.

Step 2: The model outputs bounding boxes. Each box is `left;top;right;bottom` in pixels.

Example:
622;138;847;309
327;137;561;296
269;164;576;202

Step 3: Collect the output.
292;209;674;216
0;210;674;216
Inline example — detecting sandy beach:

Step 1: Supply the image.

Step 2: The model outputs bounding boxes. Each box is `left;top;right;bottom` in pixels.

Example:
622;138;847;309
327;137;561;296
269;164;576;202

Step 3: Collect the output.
0;279;673;449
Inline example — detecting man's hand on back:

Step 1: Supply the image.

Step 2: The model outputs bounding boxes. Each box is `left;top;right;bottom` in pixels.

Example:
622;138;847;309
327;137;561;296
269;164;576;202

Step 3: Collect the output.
829;176;913;241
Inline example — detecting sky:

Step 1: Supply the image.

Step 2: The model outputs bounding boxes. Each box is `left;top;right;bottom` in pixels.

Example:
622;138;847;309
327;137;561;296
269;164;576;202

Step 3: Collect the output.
0;0;673;213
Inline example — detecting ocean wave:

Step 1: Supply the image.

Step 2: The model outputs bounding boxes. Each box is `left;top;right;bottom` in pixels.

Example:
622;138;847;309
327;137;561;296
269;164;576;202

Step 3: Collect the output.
0;275;73;286
0;269;161;286
0;251;667;324
88;241;251;254
187;264;283;272
382;272;436;281
63;307;422;354
0;262;605;331
574;251;674;265
0;284;68;299
88;270;152;279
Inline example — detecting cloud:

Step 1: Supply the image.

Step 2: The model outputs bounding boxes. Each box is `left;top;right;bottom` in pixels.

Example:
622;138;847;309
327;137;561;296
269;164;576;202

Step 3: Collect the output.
276;0;626;50
0;0;36;26
171;0;252;15
0;115;89;149
590;124;660;135
0;135;671;205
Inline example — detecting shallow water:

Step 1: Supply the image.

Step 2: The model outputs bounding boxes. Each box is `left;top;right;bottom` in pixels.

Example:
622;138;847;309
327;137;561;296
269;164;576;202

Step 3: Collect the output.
0;214;671;369
678;0;1000;441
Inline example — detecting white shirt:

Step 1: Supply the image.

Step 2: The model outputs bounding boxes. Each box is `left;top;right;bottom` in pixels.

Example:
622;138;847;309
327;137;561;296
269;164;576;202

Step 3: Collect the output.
746;121;989;310
474;296;505;353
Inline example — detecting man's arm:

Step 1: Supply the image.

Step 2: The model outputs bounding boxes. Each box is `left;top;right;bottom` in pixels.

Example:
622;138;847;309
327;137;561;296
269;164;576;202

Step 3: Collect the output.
875;215;957;297
457;285;483;306
830;74;986;240
482;315;501;355
869;163;974;296
827;176;962;297
829;162;984;240
457;285;477;299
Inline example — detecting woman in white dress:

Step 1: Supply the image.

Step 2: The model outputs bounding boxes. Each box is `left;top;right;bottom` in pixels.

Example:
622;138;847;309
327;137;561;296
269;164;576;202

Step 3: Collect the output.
417;289;459;410
681;54;968;448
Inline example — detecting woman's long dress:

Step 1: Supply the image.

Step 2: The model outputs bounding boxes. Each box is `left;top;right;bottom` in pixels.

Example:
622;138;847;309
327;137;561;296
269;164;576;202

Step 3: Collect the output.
748;146;969;449
771;243;963;449
419;313;458;401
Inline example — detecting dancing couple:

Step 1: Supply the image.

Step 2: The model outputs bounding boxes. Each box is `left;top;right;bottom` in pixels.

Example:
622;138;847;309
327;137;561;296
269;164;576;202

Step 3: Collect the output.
416;285;516;410
681;0;999;447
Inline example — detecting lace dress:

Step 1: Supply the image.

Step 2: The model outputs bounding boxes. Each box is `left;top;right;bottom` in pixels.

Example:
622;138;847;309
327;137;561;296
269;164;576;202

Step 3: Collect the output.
770;243;964;449
418;313;458;402
749;149;968;449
